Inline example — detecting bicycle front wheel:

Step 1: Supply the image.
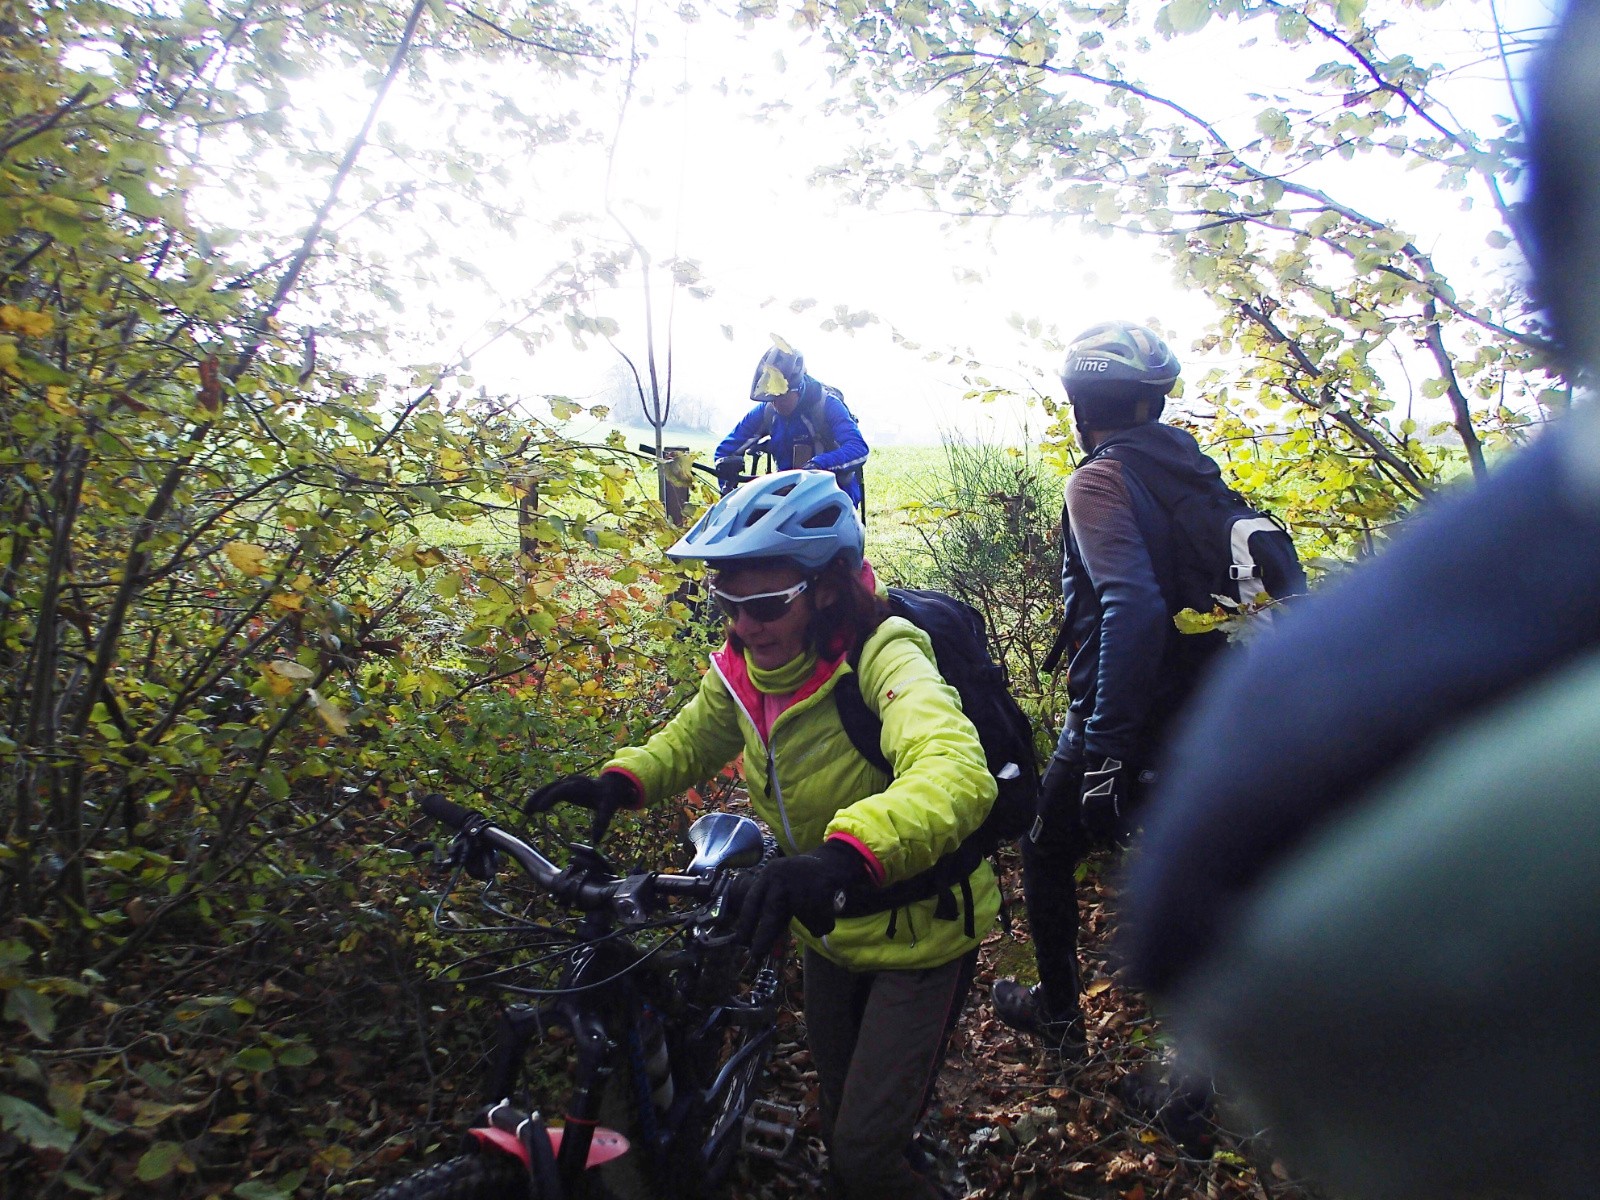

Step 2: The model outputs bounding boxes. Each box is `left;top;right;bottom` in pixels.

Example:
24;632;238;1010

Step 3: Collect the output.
366;1152;531;1200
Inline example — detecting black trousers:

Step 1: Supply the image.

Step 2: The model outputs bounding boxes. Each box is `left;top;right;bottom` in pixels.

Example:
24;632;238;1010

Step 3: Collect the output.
1020;746;1155;1020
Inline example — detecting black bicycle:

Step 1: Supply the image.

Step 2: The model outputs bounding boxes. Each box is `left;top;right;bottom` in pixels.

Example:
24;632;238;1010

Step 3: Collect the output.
369;794;789;1200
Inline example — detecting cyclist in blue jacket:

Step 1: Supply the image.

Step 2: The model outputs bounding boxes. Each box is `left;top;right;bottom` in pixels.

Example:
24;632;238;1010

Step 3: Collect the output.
715;343;869;508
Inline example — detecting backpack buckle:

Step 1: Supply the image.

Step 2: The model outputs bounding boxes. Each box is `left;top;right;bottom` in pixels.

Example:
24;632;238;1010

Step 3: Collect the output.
1229;564;1260;580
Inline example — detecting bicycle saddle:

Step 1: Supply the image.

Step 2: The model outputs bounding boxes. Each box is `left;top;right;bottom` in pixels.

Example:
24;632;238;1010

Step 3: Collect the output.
686;812;764;874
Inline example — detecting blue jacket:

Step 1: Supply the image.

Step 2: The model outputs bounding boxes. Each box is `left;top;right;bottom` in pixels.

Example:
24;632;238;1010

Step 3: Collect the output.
1060;423;1229;761
715;377;868;506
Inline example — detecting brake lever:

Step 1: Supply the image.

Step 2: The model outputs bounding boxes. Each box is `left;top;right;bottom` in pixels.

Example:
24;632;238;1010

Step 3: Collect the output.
447;820;500;882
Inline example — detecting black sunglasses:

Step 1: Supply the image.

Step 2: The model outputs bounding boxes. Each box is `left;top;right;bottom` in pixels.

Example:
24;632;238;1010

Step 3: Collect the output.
711;580;809;623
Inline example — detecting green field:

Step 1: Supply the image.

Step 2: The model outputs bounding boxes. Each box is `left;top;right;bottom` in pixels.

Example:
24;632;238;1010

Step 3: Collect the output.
409;429;961;579
621;429;970;580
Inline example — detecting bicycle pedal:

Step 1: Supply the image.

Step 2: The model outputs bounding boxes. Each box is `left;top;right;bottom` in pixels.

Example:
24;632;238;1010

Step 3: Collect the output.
742;1098;801;1160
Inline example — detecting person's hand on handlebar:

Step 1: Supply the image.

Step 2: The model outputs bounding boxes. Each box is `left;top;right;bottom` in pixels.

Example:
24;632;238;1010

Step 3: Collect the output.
525;771;641;844
737;840;872;960
715;457;744;495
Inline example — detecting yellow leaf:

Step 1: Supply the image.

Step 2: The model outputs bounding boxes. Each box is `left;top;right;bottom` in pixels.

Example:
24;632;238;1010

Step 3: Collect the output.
755;364;789;397
1173;607;1221;635
312;1145;356;1173
133;1099;201;1128
46;386;76;416
266;659;314;682
413;547;447;568
1018;38;1049;66
223;542;270;577
309;689;349;735
259;666;295;697
770;332;795;354
208;1113;252;1135
268;593;303;612
0;305;52;336
664;450;696;487
1086;978;1113;996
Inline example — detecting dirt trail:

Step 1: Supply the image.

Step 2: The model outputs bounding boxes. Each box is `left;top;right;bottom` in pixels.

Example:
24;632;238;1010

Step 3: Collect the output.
730;851;1312;1200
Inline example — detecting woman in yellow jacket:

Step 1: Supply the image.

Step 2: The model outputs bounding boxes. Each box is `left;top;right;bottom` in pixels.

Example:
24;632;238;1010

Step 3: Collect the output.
529;470;998;1200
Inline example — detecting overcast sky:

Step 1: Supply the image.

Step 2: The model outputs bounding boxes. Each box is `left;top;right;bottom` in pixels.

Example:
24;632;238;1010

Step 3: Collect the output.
226;0;1556;445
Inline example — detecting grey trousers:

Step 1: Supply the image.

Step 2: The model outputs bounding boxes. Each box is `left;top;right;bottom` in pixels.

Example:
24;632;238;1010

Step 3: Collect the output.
802;947;977;1200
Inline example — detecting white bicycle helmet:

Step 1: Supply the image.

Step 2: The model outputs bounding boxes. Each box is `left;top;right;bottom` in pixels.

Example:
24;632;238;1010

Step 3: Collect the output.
668;470;863;572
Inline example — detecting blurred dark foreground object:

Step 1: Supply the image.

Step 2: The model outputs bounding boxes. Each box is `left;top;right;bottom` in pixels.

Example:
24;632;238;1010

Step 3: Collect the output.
1117;0;1600;1194
1163;646;1600;1198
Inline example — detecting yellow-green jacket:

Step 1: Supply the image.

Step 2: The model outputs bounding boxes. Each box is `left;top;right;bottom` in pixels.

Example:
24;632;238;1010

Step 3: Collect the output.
606;616;999;971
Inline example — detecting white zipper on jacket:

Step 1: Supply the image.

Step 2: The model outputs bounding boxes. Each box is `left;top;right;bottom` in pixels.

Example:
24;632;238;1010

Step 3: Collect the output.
710;655;798;853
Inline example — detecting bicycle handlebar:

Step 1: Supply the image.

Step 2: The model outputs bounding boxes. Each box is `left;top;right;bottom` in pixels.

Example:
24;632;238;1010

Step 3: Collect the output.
420;793;722;917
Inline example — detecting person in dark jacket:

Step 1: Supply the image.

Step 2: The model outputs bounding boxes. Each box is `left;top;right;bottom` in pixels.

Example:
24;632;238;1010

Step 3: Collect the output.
994;320;1228;1053
1116;4;1600;1194
715;342;869;508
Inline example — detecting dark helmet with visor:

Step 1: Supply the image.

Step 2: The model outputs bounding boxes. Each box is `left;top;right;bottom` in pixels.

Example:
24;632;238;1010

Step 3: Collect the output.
749;344;807;402
1060;321;1181;429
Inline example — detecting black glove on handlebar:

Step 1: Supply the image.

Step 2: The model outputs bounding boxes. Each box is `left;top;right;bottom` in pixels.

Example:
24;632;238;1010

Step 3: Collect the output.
737;840;871;961
525;772;641;844
715;457;744;495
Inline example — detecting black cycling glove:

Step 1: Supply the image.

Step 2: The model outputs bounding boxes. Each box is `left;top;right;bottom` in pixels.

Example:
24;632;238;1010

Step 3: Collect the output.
525;772;640;844
715;457;744;495
737;840;870;961
1079;755;1131;840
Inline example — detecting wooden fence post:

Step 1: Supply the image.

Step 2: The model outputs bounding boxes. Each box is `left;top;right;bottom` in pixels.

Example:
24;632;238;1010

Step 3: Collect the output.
517;476;540;564
659;445;690;527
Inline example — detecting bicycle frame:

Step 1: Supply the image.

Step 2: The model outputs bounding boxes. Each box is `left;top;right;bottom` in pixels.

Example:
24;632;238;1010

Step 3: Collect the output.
485;904;781;1192
416;796;780;1200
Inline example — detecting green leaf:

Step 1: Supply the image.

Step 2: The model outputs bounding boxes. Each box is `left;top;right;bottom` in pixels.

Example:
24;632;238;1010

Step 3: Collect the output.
235;1169;306;1200
1254;108;1291;142
1162;0;1212;34
276;1043;316;1067
5;985;56;1041
61;1170;103;1195
231;1047;275;1072
0;1094;76;1151
1334;0;1366;29
137;1141;185;1181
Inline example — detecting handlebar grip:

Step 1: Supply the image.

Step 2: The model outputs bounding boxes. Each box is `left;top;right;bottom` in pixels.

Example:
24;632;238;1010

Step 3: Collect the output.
420;793;478;831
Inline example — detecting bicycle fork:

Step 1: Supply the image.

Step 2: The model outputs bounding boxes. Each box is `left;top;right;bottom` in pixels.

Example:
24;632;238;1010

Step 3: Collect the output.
488;1002;624;1185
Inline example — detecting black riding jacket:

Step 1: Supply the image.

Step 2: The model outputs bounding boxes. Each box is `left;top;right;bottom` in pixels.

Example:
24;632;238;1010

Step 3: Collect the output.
1062;422;1228;762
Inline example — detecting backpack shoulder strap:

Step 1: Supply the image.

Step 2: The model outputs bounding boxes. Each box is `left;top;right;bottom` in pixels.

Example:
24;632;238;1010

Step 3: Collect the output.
799;383;838;453
833;669;891;776
1093;442;1187;506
